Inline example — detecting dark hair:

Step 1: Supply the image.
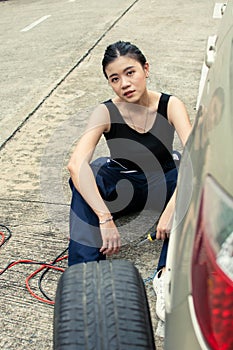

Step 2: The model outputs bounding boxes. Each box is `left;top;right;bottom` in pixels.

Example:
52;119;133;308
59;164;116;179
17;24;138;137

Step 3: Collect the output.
102;41;147;79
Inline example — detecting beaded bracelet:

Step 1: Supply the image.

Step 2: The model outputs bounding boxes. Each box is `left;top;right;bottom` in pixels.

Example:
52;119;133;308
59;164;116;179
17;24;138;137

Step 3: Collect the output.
99;216;113;225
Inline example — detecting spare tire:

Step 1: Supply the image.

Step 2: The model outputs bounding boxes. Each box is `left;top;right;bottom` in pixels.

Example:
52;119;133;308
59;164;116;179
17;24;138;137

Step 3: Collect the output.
53;259;156;350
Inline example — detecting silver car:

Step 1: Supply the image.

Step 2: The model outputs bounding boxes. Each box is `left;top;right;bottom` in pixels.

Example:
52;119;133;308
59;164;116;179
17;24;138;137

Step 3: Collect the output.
165;1;233;349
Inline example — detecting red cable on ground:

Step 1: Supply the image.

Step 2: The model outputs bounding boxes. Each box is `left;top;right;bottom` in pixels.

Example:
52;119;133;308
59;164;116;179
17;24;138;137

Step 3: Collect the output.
0;231;5;247
0;225;68;305
25;255;67;305
0;256;68;305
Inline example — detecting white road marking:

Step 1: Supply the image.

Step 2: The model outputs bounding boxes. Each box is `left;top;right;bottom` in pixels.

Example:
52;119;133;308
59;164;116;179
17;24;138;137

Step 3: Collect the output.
68;0;76;2
20;15;51;32
213;3;225;18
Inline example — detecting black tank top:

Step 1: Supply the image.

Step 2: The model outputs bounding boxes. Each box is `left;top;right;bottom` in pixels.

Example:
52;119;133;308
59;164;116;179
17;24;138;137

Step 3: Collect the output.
103;93;175;173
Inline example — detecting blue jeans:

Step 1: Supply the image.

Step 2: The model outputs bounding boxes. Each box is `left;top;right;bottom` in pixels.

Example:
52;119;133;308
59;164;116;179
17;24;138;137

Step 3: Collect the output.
68;157;178;269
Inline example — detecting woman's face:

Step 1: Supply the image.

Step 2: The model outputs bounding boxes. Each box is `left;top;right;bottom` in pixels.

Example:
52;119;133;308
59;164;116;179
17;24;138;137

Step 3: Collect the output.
105;56;149;104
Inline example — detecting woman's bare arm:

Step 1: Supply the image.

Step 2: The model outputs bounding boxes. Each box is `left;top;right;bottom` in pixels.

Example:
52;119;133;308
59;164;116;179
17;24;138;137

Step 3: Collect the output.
67;103;121;255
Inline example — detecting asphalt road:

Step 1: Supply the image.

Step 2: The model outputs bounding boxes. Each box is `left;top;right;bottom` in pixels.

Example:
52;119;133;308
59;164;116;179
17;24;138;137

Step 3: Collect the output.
0;0;221;349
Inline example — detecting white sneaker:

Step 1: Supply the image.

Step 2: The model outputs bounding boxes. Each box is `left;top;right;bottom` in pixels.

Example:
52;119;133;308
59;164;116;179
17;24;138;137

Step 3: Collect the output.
155;319;165;338
153;269;165;322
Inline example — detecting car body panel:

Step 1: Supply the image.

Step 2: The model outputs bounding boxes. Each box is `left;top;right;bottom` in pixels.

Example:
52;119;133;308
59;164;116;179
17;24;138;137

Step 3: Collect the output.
165;297;207;349
165;1;233;349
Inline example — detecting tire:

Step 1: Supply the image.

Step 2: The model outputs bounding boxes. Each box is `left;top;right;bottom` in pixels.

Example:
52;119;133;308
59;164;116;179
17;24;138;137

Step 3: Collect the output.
53;259;156;350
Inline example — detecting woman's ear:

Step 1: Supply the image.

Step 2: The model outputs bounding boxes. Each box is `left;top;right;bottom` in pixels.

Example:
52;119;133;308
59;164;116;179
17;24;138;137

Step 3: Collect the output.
144;62;150;78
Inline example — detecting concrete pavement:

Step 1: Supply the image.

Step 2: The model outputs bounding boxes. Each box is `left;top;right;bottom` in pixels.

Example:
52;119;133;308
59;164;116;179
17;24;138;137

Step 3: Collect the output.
0;0;221;349
0;0;138;147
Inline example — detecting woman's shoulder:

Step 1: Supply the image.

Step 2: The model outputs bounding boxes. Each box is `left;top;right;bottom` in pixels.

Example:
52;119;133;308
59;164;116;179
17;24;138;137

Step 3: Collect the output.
149;91;171;110
159;93;185;112
102;98;113;106
86;103;111;131
159;91;173;101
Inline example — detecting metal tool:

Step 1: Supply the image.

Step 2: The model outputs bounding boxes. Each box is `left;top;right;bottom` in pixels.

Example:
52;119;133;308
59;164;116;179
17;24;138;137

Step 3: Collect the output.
138;231;157;245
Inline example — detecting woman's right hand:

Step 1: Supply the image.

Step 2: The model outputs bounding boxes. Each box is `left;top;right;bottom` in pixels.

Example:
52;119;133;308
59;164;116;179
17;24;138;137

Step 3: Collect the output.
99;220;121;256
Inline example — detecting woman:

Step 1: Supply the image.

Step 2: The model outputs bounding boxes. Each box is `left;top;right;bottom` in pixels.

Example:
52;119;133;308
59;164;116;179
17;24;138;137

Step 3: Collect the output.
68;41;192;324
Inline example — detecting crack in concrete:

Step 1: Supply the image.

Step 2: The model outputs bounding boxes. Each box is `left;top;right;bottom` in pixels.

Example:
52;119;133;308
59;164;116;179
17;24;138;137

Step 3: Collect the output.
0;0;139;151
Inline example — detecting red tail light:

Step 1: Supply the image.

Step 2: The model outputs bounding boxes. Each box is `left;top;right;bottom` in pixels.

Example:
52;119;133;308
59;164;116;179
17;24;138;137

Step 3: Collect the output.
192;176;233;350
